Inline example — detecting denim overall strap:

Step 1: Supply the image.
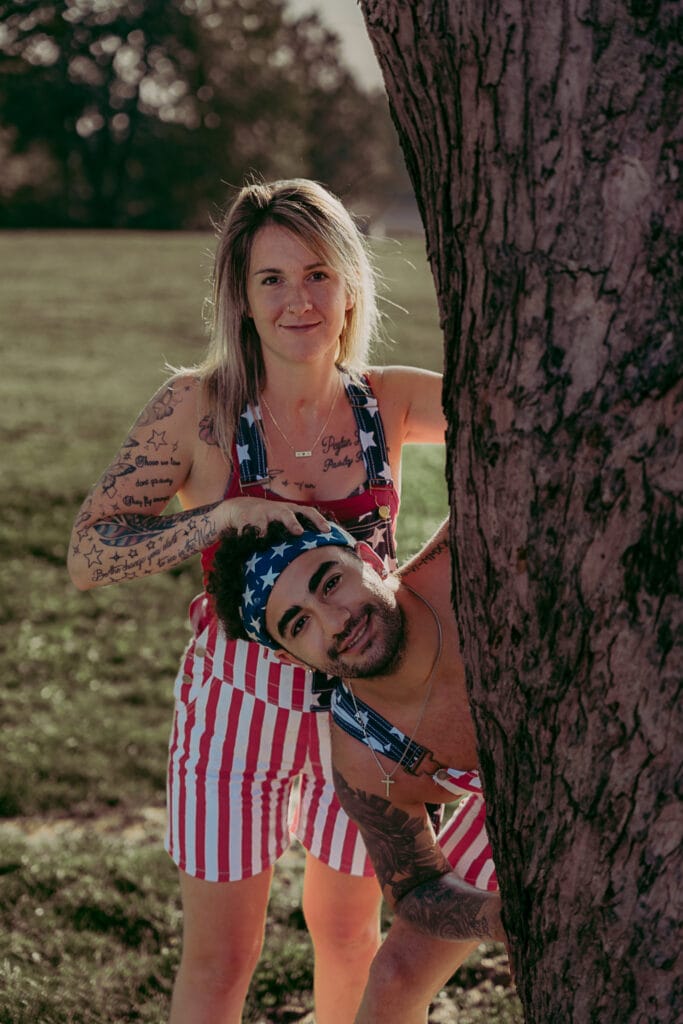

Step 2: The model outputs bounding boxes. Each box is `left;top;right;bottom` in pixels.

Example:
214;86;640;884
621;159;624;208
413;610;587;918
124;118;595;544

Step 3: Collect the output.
342;372;395;488
234;402;269;486
331;683;429;775
236;373;396;489
332;685;483;794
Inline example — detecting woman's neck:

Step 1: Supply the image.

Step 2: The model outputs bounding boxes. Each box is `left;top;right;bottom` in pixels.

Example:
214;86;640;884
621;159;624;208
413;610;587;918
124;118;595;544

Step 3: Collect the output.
261;364;342;413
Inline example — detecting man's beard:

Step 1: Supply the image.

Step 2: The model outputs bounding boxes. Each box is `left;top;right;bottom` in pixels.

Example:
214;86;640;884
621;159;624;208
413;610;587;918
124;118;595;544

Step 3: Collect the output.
326;600;405;679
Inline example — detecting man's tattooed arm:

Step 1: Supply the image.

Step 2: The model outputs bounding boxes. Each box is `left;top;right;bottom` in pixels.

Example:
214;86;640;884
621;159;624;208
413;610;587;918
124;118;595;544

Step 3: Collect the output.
333;768;504;943
398;520;450;579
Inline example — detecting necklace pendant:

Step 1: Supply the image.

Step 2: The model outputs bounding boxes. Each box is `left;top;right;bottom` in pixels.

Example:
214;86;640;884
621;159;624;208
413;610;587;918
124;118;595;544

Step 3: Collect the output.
382;775;395;798
295;450;312;458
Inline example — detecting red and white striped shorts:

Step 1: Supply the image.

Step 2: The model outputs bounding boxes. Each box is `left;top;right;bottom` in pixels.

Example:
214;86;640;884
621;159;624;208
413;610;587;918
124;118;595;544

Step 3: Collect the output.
439;793;498;892
165;622;374;881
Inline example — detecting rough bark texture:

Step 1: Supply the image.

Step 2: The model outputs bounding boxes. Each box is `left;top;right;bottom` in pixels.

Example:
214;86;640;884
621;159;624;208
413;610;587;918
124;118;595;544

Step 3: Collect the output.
360;2;682;1021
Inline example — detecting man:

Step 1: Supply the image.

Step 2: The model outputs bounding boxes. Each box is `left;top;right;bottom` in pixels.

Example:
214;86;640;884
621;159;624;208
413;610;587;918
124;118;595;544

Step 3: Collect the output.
209;517;507;1023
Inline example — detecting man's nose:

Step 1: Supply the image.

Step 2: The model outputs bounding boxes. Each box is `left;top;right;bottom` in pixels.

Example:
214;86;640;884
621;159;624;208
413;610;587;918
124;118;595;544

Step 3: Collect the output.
327;605;352;638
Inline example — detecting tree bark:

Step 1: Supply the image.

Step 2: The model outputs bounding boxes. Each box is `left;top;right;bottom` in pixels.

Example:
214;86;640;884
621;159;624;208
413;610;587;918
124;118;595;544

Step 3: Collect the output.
360;2;682;1021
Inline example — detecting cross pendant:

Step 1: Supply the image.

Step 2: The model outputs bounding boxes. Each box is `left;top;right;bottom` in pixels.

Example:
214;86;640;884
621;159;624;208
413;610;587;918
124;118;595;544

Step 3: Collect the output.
382;775;394;798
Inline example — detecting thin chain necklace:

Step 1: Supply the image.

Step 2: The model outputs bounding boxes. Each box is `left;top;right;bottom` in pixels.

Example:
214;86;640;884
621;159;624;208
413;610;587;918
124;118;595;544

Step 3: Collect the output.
346;585;443;799
260;376;341;459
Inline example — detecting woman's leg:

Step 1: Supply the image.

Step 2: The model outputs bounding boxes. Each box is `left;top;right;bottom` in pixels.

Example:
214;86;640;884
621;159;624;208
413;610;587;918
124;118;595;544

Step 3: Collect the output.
354;916;478;1024
302;853;383;1024
169;867;274;1024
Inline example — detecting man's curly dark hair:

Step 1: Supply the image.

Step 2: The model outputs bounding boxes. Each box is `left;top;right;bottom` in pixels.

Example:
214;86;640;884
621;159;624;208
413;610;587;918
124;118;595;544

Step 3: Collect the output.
207;514;320;640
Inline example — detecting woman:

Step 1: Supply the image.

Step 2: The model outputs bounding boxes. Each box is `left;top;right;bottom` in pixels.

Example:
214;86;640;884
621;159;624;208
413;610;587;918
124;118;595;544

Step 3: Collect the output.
67;178;445;1024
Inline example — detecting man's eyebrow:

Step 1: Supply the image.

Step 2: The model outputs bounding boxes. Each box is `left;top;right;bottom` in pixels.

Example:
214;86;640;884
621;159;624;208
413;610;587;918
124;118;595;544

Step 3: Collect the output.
308;560;336;595
276;605;302;640
275;560;338;640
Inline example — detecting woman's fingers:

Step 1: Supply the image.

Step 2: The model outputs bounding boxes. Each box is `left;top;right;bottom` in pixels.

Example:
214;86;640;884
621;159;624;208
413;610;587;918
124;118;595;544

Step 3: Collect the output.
222;498;331;535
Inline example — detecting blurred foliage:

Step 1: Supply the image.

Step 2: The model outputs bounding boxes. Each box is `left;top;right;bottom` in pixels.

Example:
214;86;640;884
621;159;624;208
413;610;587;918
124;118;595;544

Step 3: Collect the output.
0;0;408;228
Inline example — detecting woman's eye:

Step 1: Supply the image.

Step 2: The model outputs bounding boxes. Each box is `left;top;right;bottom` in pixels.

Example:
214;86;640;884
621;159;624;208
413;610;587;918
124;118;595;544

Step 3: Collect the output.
310;271;328;282
262;275;279;285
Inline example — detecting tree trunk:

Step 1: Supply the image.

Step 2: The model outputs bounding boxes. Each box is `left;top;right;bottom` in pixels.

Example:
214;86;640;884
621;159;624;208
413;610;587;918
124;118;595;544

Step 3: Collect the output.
360;2;681;1021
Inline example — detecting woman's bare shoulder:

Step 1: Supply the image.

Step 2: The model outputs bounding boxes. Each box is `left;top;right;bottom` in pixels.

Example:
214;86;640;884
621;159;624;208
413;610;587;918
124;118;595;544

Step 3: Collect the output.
136;371;201;418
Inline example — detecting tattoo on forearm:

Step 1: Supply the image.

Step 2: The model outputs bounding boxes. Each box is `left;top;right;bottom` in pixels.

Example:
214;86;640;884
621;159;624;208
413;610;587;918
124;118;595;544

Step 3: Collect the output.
333;768;498;942
397;879;496;941
75;501;221;585
333;769;444;893
93;503;221;548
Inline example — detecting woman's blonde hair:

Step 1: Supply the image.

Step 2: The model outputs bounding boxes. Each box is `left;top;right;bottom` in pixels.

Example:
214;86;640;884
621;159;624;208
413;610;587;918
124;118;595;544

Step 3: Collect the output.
196;178;380;456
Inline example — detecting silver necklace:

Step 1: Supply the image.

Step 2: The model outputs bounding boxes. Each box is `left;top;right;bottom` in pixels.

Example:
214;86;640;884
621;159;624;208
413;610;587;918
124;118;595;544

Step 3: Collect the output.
260;377;341;459
346;586;443;798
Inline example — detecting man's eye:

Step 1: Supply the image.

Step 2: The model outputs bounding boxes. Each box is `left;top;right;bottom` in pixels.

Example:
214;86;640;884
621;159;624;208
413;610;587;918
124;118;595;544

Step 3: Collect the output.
291;615;308;637
261;275;279;285
323;574;341;595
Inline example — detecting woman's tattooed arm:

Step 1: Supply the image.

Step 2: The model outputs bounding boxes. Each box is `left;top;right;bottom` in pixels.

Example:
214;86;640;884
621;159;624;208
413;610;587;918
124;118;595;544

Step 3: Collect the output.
67;376;228;588
333;768;503;942
69;499;224;587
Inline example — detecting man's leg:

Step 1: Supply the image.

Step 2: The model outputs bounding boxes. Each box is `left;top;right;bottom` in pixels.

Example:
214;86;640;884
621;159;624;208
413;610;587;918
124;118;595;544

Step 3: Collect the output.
169;867;273;1024
302;853;383;1024
354;916;478;1024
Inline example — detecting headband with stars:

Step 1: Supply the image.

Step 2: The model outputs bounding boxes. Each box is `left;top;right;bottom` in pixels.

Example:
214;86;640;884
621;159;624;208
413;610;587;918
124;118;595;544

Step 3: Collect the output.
240;523;356;649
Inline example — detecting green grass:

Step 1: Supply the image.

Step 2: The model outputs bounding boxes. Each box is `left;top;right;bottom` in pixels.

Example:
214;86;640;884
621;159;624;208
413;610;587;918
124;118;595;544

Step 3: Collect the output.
1;833;182;1024
0;231;522;1024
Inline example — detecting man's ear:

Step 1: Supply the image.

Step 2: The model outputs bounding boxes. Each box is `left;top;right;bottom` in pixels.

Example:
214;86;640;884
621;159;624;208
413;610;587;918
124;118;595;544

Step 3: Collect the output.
355;541;389;578
272;648;309;669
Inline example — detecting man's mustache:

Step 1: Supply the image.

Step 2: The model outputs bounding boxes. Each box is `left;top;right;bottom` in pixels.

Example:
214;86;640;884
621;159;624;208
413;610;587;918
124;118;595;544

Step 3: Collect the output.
329;605;374;659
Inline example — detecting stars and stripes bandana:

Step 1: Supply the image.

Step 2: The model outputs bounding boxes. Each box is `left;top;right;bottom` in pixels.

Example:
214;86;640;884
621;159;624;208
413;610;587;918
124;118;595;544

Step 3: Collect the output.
240;523;356;649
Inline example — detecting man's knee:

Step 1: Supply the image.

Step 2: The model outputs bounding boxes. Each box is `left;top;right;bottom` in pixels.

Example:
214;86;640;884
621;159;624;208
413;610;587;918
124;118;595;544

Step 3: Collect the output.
366;939;415;996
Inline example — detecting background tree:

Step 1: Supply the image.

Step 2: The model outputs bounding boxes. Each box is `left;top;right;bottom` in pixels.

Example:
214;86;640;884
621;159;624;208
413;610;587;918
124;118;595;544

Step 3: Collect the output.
0;0;404;226
359;1;681;1021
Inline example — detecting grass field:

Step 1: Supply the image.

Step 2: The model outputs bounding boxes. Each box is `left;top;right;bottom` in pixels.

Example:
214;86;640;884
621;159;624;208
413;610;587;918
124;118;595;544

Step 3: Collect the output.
0;231;521;1023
